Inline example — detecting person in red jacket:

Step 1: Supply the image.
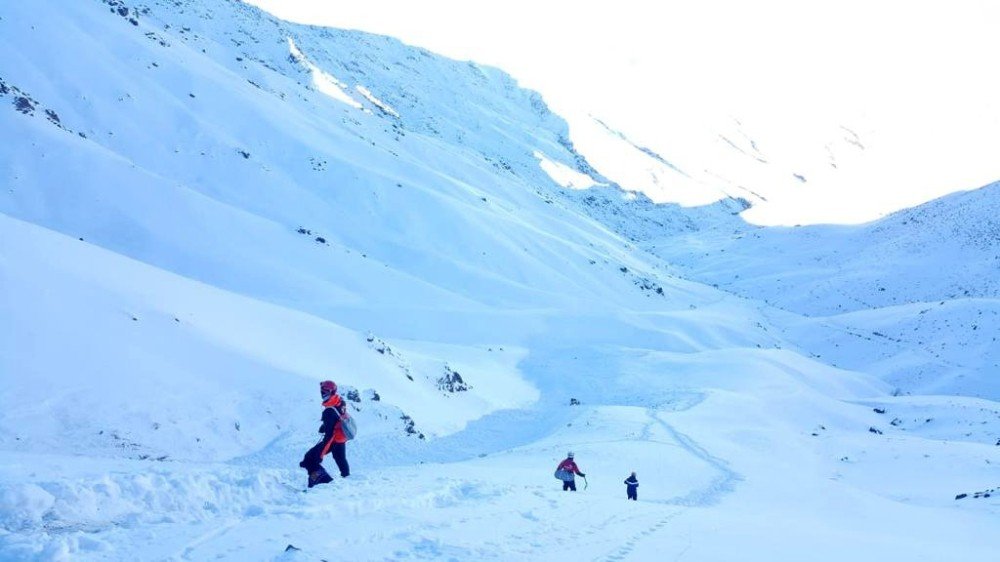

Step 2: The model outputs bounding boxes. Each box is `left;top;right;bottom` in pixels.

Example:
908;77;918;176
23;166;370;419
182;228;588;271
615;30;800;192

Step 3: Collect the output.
556;451;586;491
299;380;350;487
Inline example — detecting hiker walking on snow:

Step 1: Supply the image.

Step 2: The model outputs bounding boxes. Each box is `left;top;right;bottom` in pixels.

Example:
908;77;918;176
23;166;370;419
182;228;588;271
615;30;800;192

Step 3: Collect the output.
555;452;585;491
299;380;351;487
624;471;638;501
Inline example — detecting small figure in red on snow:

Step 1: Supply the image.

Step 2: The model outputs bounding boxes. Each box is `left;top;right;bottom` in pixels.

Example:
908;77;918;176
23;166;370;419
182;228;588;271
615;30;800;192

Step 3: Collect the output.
554;451;585;491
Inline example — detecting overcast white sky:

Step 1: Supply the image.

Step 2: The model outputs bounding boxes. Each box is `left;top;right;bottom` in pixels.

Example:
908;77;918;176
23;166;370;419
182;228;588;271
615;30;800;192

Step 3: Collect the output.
247;0;1000;225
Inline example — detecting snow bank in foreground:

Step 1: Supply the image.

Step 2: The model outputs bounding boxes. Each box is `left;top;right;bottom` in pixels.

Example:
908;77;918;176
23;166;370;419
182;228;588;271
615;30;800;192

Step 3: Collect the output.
0;458;301;561
0;463;291;533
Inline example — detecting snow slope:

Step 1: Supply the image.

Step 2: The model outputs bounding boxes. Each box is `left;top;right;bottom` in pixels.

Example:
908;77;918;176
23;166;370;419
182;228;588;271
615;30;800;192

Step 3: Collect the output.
0;0;997;560
650;182;1000;316
644;182;1000;399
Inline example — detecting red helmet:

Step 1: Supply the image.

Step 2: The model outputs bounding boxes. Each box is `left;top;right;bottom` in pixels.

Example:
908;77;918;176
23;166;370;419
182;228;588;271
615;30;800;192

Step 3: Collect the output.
320;380;337;397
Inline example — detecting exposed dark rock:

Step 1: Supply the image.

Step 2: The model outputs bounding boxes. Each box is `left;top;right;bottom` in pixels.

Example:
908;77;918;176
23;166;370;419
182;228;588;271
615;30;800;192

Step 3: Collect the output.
14;96;34;114
400;414;424;439
438;366;470;392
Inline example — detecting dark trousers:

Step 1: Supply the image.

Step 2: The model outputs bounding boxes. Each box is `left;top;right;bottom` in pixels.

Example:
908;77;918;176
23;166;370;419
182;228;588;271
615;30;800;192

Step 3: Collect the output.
330;442;349;477
562;479;577;491
300;441;324;472
301;440;350;477
627;487;637;500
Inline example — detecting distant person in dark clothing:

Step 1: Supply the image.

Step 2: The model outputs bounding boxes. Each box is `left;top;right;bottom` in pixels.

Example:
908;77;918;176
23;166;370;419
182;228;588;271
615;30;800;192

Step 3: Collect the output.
299;380;350;487
624;471;638;500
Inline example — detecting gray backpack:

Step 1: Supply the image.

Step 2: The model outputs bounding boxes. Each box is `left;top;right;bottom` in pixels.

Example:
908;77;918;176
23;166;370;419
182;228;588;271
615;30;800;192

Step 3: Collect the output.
341;414;357;441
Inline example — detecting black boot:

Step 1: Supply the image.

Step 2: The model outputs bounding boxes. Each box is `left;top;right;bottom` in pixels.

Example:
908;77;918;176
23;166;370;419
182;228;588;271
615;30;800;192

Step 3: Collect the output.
307;467;333;488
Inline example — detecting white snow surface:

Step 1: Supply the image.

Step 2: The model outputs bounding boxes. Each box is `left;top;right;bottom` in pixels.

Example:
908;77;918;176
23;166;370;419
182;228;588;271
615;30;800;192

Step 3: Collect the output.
0;1;997;560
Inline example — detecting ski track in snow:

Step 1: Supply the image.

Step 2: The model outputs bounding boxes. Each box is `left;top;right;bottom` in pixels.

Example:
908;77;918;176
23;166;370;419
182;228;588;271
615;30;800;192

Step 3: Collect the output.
650;412;741;507
178;519;241;560
589;402;738;561
598;512;682;562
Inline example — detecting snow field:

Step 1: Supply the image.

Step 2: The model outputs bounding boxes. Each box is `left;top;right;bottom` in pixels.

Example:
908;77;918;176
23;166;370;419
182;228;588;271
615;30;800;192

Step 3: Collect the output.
0;0;997;560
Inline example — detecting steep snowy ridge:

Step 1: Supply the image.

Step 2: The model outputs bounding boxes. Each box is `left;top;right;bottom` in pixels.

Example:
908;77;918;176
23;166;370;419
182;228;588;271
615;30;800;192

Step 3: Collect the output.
1;0;998;560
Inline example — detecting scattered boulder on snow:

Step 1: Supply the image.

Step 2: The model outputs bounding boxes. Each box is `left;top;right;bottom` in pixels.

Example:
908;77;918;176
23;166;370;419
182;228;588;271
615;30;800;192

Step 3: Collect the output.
275;543;312;561
366;333;393;356
365;333;414;381
954;488;997;501
437;366;469;393
100;0;141;26
400;414;425;440
13;95;35;115
308;156;327;171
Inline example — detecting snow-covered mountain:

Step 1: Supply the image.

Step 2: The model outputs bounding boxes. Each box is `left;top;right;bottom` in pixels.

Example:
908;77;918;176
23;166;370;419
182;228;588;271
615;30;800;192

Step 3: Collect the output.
643;181;1000;399
246;0;1000;227
1;1;997;560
